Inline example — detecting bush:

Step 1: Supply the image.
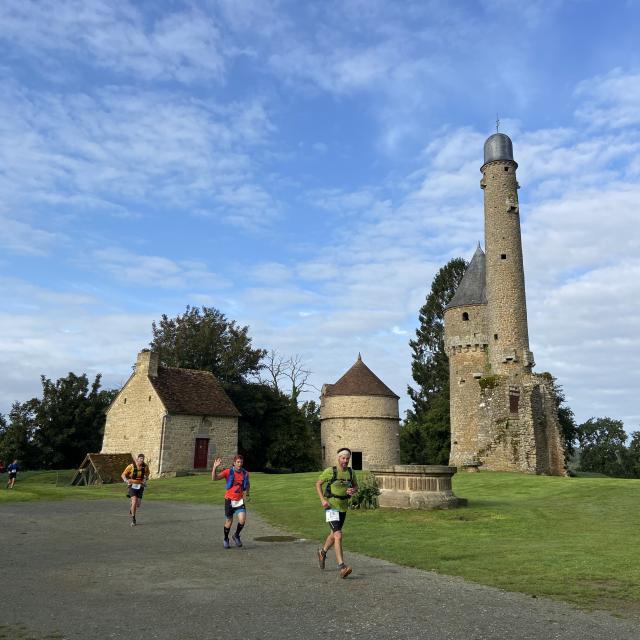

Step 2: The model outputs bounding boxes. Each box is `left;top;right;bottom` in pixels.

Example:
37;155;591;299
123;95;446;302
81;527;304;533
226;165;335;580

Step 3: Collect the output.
350;472;380;509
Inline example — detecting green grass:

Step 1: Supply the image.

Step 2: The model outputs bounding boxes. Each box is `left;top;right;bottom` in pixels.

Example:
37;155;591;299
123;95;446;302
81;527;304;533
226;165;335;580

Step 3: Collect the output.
3;469;640;617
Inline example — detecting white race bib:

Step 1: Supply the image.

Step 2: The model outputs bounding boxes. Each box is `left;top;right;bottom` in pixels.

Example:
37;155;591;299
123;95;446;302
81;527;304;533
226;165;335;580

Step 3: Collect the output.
325;509;340;523
131;483;141;490
231;499;244;508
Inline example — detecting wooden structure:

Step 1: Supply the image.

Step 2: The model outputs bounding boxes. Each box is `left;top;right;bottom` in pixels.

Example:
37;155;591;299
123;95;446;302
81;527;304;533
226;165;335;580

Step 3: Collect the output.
71;453;134;486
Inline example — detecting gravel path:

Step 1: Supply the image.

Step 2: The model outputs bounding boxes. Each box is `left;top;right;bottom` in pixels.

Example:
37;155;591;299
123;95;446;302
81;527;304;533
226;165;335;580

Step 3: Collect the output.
1;500;637;640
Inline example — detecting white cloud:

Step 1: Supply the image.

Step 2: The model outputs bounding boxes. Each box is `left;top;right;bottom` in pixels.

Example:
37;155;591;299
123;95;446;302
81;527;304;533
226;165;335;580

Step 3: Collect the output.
575;68;640;130
92;247;228;290
0;0;229;83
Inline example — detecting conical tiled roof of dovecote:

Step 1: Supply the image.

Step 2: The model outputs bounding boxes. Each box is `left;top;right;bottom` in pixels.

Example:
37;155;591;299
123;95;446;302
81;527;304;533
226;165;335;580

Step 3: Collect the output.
324;354;399;398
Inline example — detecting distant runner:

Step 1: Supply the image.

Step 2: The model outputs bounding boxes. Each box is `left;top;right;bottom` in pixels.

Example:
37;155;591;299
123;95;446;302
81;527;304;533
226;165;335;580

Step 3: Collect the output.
316;448;359;579
6;459;19;489
121;454;150;526
212;454;250;549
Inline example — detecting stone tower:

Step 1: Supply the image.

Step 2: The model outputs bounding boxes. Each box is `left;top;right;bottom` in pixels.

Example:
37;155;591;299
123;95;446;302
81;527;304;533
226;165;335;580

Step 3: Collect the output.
444;133;565;475
320;355;400;470
482;134;534;374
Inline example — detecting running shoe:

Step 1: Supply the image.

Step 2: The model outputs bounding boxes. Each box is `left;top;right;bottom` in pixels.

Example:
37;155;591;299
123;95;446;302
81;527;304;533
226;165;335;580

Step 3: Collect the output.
130;517;136;527
339;565;352;579
317;548;326;570
233;534;243;547
223;539;230;549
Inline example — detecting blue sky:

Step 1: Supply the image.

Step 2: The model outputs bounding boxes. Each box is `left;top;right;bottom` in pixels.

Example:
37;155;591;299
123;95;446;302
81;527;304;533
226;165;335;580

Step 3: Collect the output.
2;0;640;431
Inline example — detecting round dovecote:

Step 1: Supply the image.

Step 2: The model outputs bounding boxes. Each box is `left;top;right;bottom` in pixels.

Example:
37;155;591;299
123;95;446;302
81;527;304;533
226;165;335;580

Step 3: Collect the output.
320;354;400;470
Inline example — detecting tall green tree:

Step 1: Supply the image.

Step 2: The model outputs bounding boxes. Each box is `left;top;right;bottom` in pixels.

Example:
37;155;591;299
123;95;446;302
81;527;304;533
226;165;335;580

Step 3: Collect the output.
576;417;627;477
150;306;265;384
403;257;467;464
32;373;117;469
0;374;116;469
227;383;319;472
0;403;38;469
541;374;578;463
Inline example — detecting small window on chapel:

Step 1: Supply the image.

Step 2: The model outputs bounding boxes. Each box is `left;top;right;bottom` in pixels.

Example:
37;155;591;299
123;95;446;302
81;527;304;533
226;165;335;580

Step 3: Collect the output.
462;312;469;321
501;254;507;260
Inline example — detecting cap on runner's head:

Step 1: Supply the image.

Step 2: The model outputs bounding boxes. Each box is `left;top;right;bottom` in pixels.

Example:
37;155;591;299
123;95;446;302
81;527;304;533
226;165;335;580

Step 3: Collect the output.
337;448;352;456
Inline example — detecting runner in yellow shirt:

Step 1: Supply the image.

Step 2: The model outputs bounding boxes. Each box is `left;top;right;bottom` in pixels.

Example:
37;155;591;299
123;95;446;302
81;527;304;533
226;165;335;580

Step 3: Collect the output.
121;454;150;527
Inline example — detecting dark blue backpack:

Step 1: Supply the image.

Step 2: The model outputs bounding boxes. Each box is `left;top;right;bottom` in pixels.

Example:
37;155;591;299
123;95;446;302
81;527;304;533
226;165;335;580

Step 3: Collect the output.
226;467;249;491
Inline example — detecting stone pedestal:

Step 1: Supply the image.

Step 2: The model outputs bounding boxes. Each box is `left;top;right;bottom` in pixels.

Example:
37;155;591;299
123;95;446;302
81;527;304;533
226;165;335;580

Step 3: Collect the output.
370;465;467;510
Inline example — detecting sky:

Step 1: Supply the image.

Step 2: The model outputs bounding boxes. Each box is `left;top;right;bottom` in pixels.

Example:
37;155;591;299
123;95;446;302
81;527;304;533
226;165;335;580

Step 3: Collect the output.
1;0;640;433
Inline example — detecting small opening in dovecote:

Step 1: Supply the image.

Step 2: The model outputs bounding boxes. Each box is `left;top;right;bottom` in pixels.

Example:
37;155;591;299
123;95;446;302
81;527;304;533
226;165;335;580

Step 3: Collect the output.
123;397;127;404
494;334;498;341
504;166;509;172
501;254;507;260
462;312;469;321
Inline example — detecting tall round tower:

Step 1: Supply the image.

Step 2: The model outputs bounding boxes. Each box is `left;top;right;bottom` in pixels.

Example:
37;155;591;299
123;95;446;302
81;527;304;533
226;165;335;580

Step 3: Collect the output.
481;133;534;374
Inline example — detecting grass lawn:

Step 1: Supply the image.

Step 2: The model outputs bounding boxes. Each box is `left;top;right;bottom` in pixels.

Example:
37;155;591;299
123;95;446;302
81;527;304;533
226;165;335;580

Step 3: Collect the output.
3;469;640;616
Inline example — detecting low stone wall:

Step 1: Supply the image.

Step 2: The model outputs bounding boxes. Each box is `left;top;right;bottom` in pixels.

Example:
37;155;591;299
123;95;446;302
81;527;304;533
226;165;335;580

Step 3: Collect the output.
370;465;467;510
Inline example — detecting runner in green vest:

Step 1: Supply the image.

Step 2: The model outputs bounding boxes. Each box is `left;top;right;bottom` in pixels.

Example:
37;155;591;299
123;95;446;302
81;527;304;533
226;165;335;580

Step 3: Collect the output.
315;448;359;578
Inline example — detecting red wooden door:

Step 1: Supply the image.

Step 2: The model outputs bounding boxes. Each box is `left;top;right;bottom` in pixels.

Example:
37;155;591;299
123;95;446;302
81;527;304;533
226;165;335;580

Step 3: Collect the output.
194;438;209;468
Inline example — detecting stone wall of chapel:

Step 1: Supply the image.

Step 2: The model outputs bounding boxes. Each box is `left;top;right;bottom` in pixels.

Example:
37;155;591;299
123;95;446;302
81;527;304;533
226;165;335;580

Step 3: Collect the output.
159;414;238;475
102;374;164;475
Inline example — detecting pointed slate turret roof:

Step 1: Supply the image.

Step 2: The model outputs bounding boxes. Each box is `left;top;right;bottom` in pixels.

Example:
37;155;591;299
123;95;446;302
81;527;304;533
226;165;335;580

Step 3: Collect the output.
324;354;399;398
445;244;487;309
150;366;240;416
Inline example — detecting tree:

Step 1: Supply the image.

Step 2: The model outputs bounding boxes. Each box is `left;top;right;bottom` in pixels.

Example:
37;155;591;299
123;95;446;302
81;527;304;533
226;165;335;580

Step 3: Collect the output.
403;258;467;464
31;373;117;469
576;417;628;477
0;374;116;469
150;306;265;384
227;383;320;472
261;350;315;402
401;388;451;465
543;374;578;463
407;258;467;420
0;402;38;469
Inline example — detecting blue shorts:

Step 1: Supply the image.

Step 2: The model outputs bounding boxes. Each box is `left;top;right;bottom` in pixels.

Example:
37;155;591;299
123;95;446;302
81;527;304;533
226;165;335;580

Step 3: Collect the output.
225;498;246;518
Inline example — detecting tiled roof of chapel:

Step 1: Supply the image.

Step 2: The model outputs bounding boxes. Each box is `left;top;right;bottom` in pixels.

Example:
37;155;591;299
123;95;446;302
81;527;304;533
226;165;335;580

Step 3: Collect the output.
150;366;240;417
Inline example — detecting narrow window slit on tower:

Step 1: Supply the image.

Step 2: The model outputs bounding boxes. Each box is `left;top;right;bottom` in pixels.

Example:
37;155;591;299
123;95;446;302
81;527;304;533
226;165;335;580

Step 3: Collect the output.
509;387;520;414
494;334;498;341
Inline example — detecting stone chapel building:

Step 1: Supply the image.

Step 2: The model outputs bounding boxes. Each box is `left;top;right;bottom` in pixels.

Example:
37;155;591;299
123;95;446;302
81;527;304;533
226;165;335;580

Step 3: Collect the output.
444;133;565;475
101;350;239;477
320;355;400;470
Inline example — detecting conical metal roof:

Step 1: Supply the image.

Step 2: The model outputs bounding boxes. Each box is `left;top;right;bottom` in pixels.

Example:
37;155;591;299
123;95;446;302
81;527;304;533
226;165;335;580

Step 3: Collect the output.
445;244;487;309
324;354;399;398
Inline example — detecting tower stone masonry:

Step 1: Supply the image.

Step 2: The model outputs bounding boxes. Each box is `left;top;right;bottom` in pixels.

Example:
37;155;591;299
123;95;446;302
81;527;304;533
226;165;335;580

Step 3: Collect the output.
444;133;565;475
